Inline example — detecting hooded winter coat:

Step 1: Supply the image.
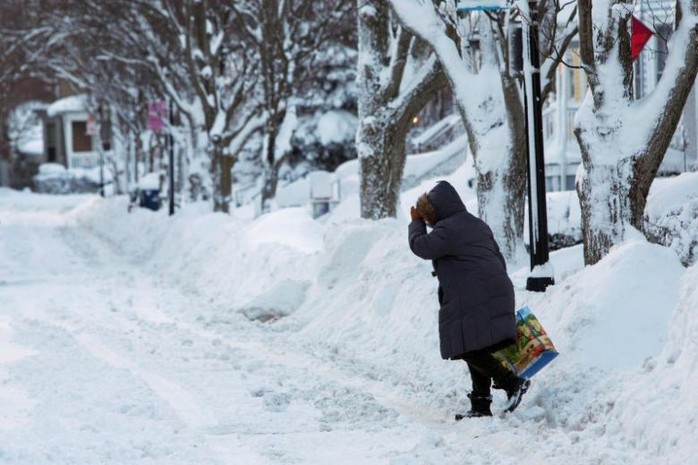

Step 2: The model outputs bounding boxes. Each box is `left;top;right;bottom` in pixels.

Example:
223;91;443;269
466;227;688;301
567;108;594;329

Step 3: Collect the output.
408;181;516;360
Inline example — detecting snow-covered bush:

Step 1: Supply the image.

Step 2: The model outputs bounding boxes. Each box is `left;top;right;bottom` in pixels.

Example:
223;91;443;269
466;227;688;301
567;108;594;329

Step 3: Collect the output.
291;45;358;175
32;163;100;194
643;173;698;267
290;109;358;174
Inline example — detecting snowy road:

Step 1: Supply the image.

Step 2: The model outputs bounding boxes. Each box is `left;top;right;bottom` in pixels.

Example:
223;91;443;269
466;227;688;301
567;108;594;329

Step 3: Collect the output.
0;196;493;464
0;193;688;465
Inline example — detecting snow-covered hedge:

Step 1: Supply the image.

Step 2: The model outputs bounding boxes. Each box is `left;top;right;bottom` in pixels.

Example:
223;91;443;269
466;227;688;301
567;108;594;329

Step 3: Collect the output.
644;173;698;266
33;164;100;195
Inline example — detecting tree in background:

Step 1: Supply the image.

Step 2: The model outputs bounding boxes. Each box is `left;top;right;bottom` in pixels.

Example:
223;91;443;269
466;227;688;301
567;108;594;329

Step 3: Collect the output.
128;0;265;213
289;42;358;175
357;0;447;220
229;0;356;211
0;0;57;167
35;1;157;195
574;0;698;265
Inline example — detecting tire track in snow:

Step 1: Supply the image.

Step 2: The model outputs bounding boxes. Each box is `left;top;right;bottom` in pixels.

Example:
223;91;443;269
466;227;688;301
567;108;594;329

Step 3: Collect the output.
75;329;218;430
44;226;222;432
59;217;450;431
59;220;447;427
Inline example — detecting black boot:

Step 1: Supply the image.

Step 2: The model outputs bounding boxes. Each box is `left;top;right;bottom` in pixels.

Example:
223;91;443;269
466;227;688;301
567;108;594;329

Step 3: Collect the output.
503;377;531;413
455;393;493;420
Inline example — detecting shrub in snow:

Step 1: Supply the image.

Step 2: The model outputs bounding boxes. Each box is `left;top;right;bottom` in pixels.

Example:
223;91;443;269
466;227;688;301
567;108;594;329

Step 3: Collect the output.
549;232;582;251
643;173;698;267
643;201;698;266
33;163;99;194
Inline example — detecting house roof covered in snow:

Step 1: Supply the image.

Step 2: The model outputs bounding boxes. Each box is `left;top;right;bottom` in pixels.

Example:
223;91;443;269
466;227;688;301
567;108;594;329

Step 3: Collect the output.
46;94;88;118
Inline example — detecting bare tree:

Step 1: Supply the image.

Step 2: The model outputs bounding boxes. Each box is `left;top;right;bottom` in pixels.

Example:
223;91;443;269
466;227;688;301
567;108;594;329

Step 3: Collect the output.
230;0;356;211
357;0;447;219
120;0;266;213
574;0;698;264
389;0;577;260
0;0;59;164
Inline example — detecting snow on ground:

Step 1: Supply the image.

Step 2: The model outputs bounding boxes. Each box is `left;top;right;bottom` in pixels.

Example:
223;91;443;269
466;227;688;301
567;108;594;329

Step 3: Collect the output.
0;176;696;464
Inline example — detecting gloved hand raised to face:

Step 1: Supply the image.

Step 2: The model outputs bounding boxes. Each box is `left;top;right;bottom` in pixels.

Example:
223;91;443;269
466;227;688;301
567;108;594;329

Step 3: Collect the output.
410;206;423;221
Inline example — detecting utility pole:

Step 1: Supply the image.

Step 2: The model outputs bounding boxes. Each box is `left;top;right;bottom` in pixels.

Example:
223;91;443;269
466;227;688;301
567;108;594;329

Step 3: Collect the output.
168;99;175;216
98;102;109;198
522;0;554;292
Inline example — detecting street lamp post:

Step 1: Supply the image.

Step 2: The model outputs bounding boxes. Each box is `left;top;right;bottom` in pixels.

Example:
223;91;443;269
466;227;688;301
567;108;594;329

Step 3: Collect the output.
456;0;554;291
522;0;554;292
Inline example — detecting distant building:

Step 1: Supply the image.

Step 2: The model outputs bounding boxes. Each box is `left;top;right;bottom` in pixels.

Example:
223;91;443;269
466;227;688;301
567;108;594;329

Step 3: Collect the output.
39;94;109;170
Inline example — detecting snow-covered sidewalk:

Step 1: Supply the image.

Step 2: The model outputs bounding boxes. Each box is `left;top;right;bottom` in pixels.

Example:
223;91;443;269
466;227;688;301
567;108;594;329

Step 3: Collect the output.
0;189;696;464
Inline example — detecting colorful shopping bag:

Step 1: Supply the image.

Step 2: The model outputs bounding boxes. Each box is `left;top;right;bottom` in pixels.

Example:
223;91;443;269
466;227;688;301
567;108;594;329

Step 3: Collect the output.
494;306;558;379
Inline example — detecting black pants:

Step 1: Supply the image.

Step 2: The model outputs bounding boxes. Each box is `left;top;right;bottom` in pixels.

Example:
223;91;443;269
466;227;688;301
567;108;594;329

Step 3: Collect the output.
461;347;517;397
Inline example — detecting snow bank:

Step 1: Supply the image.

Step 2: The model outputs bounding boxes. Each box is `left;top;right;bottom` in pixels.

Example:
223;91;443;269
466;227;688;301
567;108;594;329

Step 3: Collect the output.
70;199;322;321
241;207;324;254
62;169;696;463
529;231;683;371
608;262;698;464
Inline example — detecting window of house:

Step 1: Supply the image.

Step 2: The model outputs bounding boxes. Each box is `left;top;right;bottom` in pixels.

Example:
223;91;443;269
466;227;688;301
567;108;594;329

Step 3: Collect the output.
634;59;644;99
546;177;555;192
570;49;587;102
71;121;92;152
655;24;672;82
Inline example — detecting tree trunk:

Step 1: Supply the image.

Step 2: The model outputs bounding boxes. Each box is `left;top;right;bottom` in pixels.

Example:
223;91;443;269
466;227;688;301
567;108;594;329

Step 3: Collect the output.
260;120;280;209
498;76;528;260
359;117;409;219
575;148;633;264
470;132;527;261
573;0;698;266
210;141;233;213
260;166;280;213
452;73;527;261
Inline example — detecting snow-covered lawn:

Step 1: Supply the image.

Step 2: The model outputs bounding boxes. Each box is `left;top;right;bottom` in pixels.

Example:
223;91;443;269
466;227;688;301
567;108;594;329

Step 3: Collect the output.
0;181;696;464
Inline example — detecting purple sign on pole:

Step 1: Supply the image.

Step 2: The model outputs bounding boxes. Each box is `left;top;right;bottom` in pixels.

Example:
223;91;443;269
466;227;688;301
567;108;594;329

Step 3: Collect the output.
148;101;167;133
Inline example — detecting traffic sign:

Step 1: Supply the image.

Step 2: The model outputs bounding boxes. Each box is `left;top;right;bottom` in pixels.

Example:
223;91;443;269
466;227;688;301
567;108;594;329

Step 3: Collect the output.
147;100;167;133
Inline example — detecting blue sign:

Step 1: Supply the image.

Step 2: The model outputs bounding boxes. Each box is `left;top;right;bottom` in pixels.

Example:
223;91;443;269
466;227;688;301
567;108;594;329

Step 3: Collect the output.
456;0;509;11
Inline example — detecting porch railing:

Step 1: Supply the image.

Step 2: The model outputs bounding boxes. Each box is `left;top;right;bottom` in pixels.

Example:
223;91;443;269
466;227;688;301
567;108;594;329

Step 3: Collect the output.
69;152;101;169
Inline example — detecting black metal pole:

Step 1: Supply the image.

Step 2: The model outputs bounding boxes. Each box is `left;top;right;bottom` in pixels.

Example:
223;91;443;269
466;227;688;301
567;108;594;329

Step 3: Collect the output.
524;1;554;292
99;150;105;198
98;104;106;198
168;99;175;216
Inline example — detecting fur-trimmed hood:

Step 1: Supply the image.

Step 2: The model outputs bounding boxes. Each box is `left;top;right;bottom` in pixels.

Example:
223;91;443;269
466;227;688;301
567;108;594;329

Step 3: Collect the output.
426;181;467;222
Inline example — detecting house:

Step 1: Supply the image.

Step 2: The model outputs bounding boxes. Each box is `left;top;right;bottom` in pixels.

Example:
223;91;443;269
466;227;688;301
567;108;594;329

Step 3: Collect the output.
40;93;110;170
543;1;696;191
542;47;586;192
634;0;697;174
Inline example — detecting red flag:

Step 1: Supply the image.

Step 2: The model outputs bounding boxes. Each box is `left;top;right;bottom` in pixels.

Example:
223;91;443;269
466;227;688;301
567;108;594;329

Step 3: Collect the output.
632;16;653;61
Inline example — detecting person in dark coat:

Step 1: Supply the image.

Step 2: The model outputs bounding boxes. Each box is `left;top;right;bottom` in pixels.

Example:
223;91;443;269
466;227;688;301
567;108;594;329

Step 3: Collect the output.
408;180;529;418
